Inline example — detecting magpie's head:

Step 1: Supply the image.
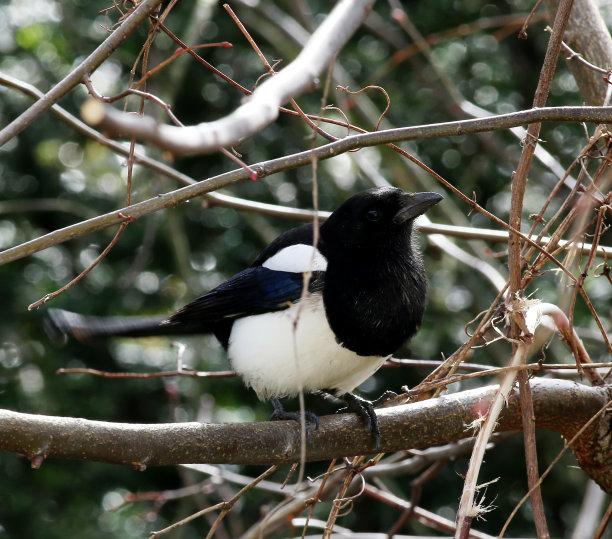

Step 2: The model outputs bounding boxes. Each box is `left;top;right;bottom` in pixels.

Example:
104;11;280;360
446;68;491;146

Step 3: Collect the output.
321;187;443;251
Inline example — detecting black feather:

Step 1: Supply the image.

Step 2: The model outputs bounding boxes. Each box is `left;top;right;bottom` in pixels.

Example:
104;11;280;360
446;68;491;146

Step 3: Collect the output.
45;188;443;448
163;267;324;346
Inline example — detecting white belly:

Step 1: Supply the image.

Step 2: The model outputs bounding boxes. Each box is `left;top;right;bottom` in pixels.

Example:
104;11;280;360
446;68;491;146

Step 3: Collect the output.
227;294;387;400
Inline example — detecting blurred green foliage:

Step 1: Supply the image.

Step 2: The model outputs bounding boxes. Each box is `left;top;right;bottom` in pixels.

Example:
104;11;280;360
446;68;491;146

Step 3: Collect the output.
0;0;610;537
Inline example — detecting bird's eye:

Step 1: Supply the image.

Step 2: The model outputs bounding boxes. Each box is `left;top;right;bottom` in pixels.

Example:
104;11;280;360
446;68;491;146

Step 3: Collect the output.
366;209;380;222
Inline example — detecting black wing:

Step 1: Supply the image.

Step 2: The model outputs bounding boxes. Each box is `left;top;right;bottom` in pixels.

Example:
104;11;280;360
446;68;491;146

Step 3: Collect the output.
48;223;325;347
47;268;324;345
164;266;324;331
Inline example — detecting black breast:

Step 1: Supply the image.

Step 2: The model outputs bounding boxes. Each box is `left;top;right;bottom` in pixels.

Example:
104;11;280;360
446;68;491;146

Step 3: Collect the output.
322;248;427;357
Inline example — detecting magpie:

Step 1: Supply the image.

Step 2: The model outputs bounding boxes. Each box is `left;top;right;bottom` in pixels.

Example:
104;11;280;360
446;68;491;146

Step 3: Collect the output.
48;187;442;449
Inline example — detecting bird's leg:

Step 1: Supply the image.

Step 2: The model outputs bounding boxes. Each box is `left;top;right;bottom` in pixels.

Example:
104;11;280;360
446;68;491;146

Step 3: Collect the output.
336;392;386;451
270;397;320;440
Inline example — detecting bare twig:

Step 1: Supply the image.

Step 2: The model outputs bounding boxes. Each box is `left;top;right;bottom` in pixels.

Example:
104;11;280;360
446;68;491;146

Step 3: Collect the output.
519;0;545;38
363;484;495;539
56;367;236;379
182;463;287;495
455;343;530;538
508;0;574;294
594;499;612;539
300;459;338;538
322;457;367;538
83;0;376;154
150;465;279;537
4;106;612;269
82;69;612;155
387;459;448;536
204;465;279;539
2;68;612;254
558;33;609;75
27;222;130;310
0;0;164;146
492;3;575;537
405;360;612;398
545;0;612;106
499;396;612;537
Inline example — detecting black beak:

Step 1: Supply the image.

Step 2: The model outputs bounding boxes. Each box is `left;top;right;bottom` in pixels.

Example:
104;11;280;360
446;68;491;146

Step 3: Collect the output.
393;192;444;223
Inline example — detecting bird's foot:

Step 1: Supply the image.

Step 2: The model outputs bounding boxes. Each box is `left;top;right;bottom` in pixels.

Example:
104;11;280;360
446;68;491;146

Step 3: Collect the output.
336;391;396;451
270;397;320;441
370;390;398;407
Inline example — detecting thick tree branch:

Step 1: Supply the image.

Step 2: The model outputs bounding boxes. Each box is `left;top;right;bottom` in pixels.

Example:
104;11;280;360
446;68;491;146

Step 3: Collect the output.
546;0;612;106
82;0;376;154
0;0;165;146
1;379;610;491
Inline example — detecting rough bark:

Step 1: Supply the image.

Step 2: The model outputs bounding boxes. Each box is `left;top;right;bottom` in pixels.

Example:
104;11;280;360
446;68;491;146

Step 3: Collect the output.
546;0;612;105
1;378;610;491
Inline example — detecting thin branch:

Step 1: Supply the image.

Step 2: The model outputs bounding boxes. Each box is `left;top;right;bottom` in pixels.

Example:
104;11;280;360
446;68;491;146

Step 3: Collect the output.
3;106;612;268
455;343;530;537
0;0;164;146
517;368;544;536
300;459;337;538
365;434;518;480
2;71;611;258
150;465;279;537
154;20;250;94
83;75;612;153
223;4;272;72
83;0;376;154
405;361;612;398
519;0;545;38
60;358;612;391
521;135;600;277
0;71;321;221
363;484;496;539
378;3;576;191
131;42;234;90
386;459;447;536
27;222;130;310
558;33;609;75
56;367;236;379
501;3;574;537
545;0;612;106
508;0;574;294
422;217;507;292
499;396;612;537
203;465;279;539
182;463;287;495
322;455;369;538
423;222;611;257
594;499;612;539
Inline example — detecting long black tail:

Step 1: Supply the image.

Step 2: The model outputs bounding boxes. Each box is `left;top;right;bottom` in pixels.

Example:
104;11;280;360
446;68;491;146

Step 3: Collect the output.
46;308;207;343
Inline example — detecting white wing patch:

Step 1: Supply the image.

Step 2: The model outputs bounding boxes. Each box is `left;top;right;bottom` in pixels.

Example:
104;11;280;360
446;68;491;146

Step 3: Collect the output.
262;244;328;272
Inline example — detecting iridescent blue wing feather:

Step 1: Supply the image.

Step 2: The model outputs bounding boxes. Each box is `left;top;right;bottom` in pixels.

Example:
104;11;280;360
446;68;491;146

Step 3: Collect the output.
163;267;324;328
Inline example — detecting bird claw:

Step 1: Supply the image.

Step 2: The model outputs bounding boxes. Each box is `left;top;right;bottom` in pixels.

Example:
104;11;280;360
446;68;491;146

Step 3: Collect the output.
370;390;398;408
337;392;393;451
270;397;320;441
